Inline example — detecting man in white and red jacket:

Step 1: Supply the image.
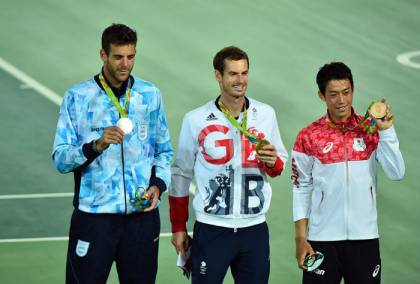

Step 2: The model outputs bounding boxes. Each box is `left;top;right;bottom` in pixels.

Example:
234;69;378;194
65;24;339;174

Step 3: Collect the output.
292;62;405;284
169;46;288;284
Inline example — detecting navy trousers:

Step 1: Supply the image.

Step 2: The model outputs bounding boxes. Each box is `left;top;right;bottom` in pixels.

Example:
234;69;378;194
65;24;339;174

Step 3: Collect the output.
191;221;270;284
66;209;160;284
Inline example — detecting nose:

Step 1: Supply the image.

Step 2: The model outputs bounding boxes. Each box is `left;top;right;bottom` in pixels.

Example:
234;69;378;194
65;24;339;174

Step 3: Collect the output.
121;57;129;67
338;93;345;103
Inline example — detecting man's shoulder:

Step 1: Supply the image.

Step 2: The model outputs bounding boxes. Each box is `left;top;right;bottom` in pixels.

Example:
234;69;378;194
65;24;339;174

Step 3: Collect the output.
184;100;216;120
65;77;99;97
297;116;326;138
131;76;160;94
248;98;275;113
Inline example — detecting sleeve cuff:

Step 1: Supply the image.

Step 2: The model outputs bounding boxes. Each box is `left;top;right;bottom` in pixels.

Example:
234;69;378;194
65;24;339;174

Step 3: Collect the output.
379;125;396;139
169;195;189;233
82;141;101;161
171;222;188;233
259;156;284;177
150;177;167;196
149;166;167;195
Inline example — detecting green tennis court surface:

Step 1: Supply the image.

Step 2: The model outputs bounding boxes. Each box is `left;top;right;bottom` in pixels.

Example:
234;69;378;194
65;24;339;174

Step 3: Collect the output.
0;0;419;283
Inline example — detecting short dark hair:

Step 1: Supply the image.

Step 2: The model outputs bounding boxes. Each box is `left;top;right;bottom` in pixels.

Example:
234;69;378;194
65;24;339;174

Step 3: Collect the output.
101;23;137;55
316;62;354;95
213;46;249;75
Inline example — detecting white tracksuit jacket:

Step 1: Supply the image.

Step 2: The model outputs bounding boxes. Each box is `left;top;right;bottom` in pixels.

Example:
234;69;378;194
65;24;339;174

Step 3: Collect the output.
169;97;288;232
292;113;405;241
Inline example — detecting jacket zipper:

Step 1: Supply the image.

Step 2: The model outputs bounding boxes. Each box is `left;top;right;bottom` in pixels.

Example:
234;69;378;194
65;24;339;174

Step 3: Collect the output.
342;129;349;239
121;141;127;214
118;105;128;214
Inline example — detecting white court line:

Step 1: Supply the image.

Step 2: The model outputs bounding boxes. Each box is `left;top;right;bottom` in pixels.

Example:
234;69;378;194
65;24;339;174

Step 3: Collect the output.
396;50;420;69
0;57;62;105
0;232;193;243
0;185;196;200
0;192;74;200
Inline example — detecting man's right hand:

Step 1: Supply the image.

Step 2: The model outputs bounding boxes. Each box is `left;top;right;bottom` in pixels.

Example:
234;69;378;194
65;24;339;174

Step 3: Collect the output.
295;237;316;270
95;126;125;152
171;231;190;259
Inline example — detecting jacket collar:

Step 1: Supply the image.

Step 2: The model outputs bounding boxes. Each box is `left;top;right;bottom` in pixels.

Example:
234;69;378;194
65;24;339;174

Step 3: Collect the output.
325;107;360;130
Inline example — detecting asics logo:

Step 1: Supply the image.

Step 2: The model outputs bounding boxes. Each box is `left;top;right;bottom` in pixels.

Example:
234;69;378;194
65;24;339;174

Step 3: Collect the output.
372;264;380;277
322;142;334;153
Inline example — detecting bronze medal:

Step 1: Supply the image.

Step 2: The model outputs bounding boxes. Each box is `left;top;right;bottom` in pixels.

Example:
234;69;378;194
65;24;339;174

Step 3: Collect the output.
369;101;387;119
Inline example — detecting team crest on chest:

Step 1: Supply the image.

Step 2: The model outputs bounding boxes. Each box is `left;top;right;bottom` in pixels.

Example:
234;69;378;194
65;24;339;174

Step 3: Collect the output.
353;138;366;151
138;124;148;140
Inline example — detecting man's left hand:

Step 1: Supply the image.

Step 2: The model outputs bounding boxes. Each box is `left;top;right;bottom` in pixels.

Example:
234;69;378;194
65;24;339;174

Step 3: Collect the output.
143;185;160;212
370;99;394;131
257;144;278;168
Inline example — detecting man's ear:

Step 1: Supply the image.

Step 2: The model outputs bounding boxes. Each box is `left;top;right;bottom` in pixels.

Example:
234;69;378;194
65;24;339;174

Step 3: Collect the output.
100;49;107;62
215;70;222;82
318;91;326;102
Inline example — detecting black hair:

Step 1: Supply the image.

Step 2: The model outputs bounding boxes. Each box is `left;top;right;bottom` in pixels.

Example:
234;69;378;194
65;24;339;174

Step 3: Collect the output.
101;23;137;55
316;62;354;95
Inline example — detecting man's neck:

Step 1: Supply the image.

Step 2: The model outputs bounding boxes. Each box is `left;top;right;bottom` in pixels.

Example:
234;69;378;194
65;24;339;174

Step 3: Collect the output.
102;68;123;88
220;94;245;117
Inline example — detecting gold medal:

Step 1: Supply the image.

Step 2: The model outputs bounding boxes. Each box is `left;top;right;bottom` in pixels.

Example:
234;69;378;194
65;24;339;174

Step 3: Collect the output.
256;139;270;153
369;101;387;119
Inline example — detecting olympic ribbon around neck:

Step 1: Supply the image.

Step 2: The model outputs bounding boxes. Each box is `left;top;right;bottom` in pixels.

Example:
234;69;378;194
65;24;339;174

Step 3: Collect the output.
218;99;271;154
99;73;132;118
326;101;381;134
217;99;260;143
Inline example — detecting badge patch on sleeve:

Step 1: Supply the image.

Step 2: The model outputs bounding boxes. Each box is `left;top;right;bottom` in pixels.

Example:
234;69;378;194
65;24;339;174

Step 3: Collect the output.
75;240;90;257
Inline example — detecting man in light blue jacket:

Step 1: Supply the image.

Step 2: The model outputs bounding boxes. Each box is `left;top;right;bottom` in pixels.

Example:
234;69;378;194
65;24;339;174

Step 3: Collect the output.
52;23;173;284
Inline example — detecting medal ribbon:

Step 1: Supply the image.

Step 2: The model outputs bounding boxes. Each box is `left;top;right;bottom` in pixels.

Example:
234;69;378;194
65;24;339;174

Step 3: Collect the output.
99;73;131;118
326;101;377;134
217;100;259;144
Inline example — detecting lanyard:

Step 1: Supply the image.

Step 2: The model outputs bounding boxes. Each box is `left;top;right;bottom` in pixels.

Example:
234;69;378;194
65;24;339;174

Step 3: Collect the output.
99;73;131;118
217;99;259;144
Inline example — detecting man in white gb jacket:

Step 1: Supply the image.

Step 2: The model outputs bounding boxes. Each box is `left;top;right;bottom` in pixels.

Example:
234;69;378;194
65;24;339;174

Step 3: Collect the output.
292;62;405;284
169;46;288;284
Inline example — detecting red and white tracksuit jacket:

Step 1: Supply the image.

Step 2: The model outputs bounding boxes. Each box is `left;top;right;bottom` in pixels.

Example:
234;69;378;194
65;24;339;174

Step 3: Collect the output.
292;112;405;241
169;98;288;232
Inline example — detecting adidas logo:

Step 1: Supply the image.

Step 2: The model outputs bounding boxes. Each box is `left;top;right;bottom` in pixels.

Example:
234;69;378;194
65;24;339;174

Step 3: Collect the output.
206;113;218;121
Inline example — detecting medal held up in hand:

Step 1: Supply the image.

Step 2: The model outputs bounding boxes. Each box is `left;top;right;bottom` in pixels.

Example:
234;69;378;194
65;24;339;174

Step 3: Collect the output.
116;117;133;134
99;73;133;135
369;101;387;120
362;100;387;134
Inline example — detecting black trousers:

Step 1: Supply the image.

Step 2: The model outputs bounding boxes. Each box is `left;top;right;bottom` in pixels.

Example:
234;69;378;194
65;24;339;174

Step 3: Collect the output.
66;209;160;284
191;221;270;284
303;239;381;284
